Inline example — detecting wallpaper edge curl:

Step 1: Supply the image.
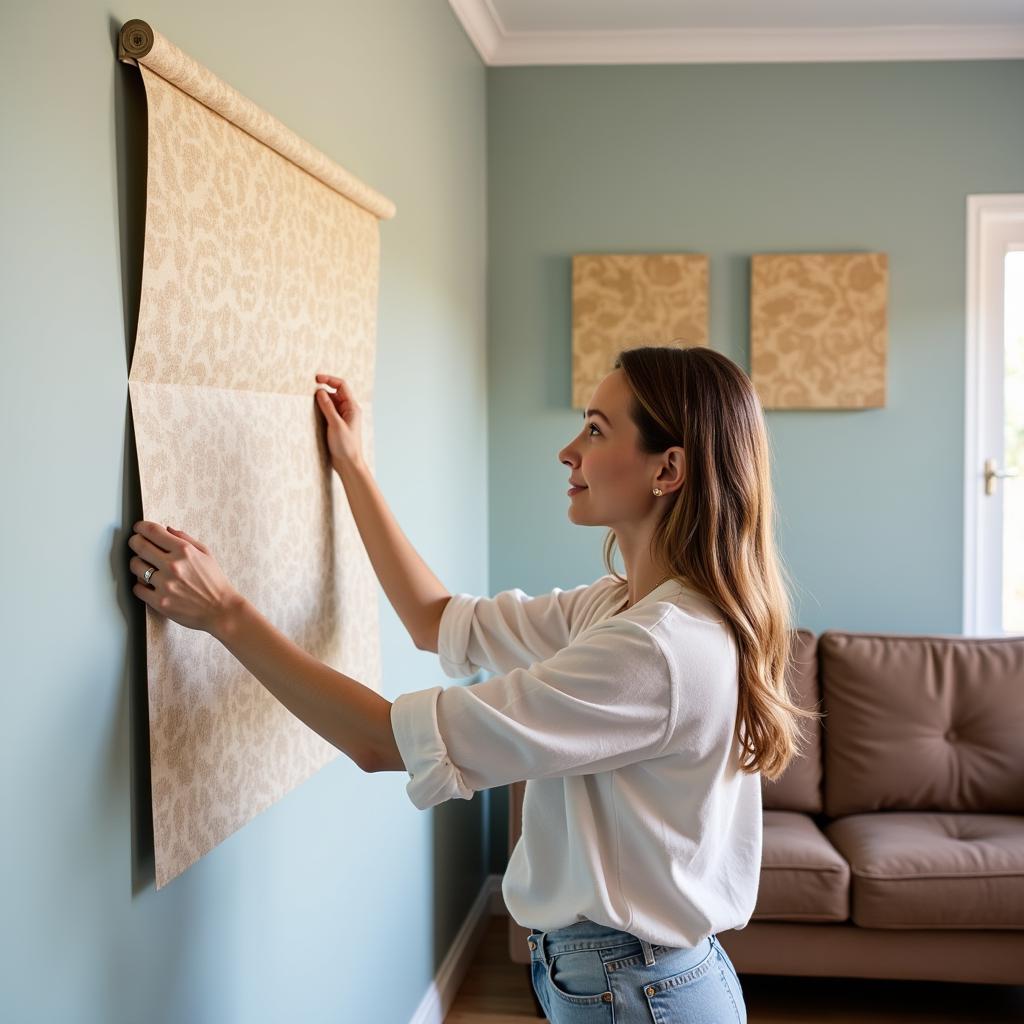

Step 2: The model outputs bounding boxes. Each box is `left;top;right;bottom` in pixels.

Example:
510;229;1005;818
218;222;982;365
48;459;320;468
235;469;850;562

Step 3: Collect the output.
118;20;396;220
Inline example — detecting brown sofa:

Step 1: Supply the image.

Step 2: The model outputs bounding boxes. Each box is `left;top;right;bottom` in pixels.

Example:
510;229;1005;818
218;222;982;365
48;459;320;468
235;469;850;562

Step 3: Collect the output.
506;629;1024;987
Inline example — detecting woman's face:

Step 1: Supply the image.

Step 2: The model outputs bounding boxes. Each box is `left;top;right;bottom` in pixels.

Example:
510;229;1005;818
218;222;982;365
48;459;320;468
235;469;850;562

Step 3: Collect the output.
558;369;664;526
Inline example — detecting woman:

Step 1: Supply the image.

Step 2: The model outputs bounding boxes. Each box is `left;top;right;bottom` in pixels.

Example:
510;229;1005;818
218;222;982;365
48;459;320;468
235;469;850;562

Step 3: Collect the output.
129;345;818;1023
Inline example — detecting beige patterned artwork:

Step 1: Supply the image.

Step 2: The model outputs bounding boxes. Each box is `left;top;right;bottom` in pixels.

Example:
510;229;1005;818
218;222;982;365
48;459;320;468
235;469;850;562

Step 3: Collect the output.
119;21;394;888
572;253;709;409
751;252;888;409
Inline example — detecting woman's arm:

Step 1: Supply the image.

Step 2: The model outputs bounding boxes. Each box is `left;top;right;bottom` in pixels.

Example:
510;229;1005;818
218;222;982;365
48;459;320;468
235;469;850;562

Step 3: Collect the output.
129;520;404;774
211;595;402;774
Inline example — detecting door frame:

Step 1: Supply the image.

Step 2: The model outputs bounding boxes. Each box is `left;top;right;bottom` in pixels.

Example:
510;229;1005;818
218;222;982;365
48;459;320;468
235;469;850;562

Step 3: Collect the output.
963;194;1024;635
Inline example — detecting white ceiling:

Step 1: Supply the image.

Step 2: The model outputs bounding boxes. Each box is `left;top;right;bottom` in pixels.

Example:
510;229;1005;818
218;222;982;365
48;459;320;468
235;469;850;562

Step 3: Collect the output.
449;0;1024;64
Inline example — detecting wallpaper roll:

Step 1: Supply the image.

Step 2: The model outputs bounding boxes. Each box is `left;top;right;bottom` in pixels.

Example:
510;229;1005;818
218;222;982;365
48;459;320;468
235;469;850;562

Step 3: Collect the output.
119;20;395;889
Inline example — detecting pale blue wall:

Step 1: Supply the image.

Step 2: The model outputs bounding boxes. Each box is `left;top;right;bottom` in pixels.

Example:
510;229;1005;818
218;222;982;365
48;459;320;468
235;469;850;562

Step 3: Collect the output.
484;61;1024;870
1;2;487;1022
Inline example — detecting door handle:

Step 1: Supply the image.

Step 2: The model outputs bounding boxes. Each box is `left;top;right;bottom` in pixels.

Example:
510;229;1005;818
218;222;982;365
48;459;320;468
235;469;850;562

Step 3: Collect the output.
984;457;1019;496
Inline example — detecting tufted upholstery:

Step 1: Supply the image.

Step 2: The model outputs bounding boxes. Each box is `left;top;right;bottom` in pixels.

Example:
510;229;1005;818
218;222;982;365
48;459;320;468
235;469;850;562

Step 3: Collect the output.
819;631;1024;816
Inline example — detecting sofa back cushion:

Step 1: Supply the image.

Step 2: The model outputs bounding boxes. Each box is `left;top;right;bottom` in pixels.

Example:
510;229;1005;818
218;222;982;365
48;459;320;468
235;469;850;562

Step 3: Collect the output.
820;631;1024;818
761;628;823;813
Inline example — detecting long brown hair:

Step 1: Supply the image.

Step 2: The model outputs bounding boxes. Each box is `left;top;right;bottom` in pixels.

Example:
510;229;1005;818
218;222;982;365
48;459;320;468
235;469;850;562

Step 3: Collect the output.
605;345;821;780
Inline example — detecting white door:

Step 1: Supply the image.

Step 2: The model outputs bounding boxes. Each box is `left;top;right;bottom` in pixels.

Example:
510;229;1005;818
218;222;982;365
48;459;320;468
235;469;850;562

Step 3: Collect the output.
964;195;1024;636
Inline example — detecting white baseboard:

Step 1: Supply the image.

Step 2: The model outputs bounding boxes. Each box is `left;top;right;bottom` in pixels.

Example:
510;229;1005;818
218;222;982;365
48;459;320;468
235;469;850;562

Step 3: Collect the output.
403;873;507;1024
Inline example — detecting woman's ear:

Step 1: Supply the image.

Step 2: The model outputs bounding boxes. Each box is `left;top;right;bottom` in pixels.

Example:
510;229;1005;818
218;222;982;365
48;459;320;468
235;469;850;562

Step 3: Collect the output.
656;446;686;493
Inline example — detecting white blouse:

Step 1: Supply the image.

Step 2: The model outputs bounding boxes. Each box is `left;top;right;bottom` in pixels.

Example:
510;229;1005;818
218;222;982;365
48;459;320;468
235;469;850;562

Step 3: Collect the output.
389;573;762;949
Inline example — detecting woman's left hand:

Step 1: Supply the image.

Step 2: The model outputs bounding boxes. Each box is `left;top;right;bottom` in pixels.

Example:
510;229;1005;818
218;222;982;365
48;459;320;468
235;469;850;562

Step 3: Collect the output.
129;521;241;634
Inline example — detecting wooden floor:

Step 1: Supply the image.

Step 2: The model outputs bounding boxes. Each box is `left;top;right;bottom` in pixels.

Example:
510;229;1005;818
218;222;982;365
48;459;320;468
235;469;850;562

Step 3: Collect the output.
444;915;1024;1023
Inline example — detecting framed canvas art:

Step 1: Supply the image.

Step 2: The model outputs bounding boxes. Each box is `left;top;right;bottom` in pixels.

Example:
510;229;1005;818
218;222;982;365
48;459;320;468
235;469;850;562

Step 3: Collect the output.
572;253;709;409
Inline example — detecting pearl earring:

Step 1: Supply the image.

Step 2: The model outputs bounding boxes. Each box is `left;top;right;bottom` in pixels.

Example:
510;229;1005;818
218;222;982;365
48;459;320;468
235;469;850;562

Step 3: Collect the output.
653;488;663;496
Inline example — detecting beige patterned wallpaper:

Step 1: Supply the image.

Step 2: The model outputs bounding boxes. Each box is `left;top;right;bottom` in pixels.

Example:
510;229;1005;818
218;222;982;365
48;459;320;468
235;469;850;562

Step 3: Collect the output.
126;39;390;888
751;252;888;409
571;253;709;409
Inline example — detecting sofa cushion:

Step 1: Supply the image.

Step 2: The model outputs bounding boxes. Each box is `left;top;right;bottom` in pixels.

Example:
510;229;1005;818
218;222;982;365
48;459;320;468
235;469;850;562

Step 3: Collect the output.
762;628;823;814
819;631;1024;818
752;811;849;922
825;812;1024;930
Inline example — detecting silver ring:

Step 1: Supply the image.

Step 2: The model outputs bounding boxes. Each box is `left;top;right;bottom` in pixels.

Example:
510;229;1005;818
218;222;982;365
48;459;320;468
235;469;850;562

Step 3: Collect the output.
143;565;157;584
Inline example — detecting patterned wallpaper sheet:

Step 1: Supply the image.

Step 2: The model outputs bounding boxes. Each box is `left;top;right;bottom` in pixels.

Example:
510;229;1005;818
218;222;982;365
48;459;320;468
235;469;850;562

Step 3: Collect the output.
126;34;390;888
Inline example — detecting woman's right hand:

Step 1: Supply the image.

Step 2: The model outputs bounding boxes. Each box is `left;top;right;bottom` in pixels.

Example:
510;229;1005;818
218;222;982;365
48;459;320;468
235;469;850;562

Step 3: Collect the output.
315;373;365;472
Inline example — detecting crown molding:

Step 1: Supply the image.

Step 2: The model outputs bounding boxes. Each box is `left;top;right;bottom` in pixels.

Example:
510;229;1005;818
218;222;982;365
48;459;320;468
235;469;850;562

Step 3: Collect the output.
448;0;505;64
448;3;1024;65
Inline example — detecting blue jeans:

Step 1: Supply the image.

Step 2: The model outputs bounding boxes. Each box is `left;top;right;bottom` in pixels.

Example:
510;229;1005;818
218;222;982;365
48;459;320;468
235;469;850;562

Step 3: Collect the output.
527;918;746;1023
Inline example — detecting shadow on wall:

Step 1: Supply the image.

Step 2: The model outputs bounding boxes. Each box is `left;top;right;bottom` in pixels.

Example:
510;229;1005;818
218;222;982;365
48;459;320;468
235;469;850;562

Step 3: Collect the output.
110;12;154;896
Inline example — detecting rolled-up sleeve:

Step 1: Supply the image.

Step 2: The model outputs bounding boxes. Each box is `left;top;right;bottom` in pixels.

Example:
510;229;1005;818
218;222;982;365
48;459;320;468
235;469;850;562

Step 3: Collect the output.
391;617;677;810
437;580;606;679
389;685;475;809
436;593;484;678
